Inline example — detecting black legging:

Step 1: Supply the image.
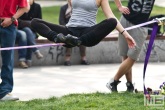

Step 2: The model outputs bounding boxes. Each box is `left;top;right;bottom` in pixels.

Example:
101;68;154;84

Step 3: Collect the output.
31;18;117;47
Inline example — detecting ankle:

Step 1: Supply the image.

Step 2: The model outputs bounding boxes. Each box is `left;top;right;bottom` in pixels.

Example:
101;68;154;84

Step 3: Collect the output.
126;81;134;92
35;50;43;57
47;31;58;42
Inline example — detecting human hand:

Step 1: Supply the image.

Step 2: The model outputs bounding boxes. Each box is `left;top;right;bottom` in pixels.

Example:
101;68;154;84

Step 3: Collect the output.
1;18;13;28
125;35;136;48
118;6;130;15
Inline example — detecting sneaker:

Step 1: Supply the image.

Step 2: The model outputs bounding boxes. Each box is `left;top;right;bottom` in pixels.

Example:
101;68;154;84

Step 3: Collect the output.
54;33;67;43
126;81;134;92
106;78;121;92
65;34;82;46
35;51;43;59
0;93;19;101
64;61;71;66
55;33;81;47
19;61;28;68
81;60;90;65
26;60;32;67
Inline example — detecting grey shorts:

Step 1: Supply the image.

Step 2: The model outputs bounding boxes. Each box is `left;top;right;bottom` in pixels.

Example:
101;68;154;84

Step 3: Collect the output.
118;16;148;61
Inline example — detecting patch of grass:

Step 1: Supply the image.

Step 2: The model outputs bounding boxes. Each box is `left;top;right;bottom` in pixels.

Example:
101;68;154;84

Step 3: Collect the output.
1;92;163;110
42;6;61;24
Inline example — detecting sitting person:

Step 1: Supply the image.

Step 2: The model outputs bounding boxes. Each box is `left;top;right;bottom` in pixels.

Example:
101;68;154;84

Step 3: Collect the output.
16;29;43;68
17;0;43;68
59;3;89;66
18;0;42;36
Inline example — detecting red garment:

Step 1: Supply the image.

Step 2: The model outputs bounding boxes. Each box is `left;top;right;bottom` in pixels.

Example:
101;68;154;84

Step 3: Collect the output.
0;0;27;18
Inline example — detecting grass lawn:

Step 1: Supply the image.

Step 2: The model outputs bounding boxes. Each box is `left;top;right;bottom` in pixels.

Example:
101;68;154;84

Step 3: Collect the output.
1;92;164;110
42;1;165;24
1;1;164;109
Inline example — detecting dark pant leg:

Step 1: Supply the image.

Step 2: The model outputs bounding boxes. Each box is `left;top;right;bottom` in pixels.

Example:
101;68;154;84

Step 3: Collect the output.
16;30;27;61
79;18;117;47
31;18;71;42
0;25;16;98
22;27;38;60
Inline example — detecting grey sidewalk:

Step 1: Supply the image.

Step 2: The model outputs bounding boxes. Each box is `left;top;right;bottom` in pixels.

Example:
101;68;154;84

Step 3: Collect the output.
8;62;165;101
155;0;165;7
35;0;67;7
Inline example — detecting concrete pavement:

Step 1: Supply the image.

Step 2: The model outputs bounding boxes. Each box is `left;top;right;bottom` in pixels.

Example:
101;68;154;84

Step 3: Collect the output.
6;62;165;101
35;0;67;7
154;0;165;7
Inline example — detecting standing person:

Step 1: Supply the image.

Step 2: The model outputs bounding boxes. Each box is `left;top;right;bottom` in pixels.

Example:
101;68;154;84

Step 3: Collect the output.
17;0;43;68
0;0;29;101
59;3;89;66
31;0;136;57
106;0;155;92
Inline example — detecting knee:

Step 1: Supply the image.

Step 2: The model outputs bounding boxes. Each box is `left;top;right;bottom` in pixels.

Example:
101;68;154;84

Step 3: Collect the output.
107;18;117;28
22;27;31;32
31;18;40;29
19;31;27;41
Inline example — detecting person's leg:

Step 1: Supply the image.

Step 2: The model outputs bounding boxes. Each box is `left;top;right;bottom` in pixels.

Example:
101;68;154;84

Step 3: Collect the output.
63;18;117;47
31;18;71;42
79;45;89;65
16;30;28;68
64;48;72;66
106;57;135;92
123;56;135;92
114;57;135;81
122;56;134;92
106;16;148;92
0;25;17;99
22;27;43;63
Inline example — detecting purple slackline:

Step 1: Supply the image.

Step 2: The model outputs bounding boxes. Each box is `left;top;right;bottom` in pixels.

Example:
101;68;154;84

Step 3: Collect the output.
0;43;64;51
143;23;158;95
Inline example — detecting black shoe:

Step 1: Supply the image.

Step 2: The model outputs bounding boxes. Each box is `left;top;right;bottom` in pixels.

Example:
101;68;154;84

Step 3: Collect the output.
106;78;121;92
64;61;71;66
65;34;82;47
126;81;134;92
54;33;66;43
81;60;90;65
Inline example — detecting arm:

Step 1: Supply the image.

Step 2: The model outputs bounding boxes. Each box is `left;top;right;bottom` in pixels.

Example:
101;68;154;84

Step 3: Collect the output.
1;7;29;28
37;4;42;19
14;0;30;19
1;0;30;28
59;6;66;25
114;0;130;14
14;7;30;20
101;0;135;48
68;0;72;7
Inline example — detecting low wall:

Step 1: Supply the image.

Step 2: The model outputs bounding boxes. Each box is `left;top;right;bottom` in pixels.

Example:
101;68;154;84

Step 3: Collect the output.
0;36;165;67
14;39;165;67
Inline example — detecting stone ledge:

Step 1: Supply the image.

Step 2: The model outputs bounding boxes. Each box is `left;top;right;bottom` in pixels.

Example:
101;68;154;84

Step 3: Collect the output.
0;34;164;67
